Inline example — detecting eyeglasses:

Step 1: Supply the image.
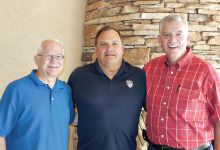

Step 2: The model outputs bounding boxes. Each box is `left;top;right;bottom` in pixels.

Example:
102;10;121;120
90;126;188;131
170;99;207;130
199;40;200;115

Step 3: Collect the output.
37;54;64;60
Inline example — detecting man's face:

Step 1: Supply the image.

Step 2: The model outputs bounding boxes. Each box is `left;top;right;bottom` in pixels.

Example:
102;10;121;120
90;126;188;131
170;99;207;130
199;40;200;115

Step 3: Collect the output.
35;41;64;79
95;29;124;67
158;21;191;64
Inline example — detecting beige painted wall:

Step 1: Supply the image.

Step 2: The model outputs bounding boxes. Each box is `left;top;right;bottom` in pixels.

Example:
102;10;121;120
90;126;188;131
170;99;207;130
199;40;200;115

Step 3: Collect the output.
0;0;87;97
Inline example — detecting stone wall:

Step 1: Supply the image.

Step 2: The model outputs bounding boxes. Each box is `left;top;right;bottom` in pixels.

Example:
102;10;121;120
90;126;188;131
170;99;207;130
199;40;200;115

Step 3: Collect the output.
78;0;220;149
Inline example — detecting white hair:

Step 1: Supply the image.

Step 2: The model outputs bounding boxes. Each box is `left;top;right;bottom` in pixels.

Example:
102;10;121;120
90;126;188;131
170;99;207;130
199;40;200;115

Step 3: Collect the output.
37;39;64;55
159;15;188;35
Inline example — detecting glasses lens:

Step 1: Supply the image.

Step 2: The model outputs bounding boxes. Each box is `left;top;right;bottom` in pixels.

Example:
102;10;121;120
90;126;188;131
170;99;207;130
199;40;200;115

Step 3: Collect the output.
44;54;52;60
55;55;64;60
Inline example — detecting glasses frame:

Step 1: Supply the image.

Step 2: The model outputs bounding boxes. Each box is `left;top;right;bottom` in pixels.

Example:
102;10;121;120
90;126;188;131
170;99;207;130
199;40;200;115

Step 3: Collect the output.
37;54;64;61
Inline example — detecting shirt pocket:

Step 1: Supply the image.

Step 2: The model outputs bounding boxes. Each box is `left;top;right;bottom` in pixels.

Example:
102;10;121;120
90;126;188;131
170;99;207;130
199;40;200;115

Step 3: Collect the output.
171;87;208;121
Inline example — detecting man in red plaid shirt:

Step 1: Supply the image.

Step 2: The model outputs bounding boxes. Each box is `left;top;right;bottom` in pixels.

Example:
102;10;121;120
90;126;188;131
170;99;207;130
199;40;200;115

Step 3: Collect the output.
143;15;220;150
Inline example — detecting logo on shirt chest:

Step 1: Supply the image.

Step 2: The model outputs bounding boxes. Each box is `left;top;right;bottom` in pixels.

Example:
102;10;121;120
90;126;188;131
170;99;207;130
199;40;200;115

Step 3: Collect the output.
126;80;133;88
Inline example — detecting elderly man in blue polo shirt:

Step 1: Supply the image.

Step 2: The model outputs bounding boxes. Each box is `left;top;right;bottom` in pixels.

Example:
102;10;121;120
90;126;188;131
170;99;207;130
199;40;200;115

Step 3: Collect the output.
0;39;75;150
68;26;146;150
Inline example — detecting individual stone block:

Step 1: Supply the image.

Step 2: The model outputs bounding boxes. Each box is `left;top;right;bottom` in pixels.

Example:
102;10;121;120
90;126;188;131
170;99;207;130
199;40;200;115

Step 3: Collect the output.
190;32;202;41
88;0;100;4
84;25;104;39
85;11;94;21
133;24;159;30
86;1;106;12
200;0;220;3
85;39;95;47
204;54;220;60
189;25;217;31
193;44;210;50
187;4;220;10
138;4;164;9
211;46;220;51
205;21;220;27
109;0;127;3
110;25;133;30
177;0;199;3
133;1;160;5
189;14;210;22
134;30;159;36
120;31;134;36
163;0;177;2
175;8;196;13
202;32;220;36
100;7;121;18
145;39;160;47
165;3;186;8
124;48;150;65
141;13;187;20
213;15;220;22
198;9;220;15
100;13;141;24
140;7;173;13
123;36;145;45
208;36;220;45
93;10;100;19
81;52;93;61
121;5;139;14
110;2;133;7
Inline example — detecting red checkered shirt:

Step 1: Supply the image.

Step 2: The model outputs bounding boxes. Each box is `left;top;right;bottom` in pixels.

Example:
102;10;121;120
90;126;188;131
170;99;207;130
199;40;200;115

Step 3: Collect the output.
143;47;220;149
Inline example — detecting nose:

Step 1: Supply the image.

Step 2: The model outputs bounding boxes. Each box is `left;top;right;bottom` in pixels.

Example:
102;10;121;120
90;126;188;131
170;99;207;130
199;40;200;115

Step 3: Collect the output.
106;43;112;50
169;34;176;42
50;56;57;62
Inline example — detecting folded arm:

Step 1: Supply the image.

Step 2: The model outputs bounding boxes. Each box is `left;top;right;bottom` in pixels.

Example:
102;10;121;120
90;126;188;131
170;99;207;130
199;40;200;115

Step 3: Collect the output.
0;136;6;150
214;121;220;149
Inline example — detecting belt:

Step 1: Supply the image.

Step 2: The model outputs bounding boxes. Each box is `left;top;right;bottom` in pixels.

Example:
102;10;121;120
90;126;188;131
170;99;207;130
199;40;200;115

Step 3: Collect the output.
151;142;211;150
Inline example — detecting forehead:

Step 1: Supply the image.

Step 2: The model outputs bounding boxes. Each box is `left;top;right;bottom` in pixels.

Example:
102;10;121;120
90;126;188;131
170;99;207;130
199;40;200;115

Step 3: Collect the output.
162;21;185;32
98;29;121;41
42;41;62;53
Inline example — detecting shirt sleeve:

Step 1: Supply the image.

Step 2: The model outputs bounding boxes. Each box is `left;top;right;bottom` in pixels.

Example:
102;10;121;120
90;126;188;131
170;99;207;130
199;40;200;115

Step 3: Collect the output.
69;94;75;124
0;85;19;137
205;67;220;122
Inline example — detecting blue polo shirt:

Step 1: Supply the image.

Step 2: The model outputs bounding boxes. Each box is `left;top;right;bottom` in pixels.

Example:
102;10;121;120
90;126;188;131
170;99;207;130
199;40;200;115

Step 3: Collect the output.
0;69;75;150
68;60;146;150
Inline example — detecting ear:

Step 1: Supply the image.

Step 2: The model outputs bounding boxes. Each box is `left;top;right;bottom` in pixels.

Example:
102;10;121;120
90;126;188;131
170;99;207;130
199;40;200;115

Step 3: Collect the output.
187;34;191;45
122;45;125;55
34;56;38;66
157;35;162;46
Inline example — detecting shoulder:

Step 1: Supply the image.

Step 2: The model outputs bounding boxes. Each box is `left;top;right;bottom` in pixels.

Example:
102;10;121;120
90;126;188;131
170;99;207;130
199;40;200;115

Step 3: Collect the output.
7;75;30;90
124;61;145;77
70;63;93;76
68;63;94;85
59;80;72;90
192;55;218;72
192;55;219;79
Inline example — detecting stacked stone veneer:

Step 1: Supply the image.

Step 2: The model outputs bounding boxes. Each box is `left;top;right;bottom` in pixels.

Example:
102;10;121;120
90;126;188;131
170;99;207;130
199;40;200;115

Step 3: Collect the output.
77;0;220;149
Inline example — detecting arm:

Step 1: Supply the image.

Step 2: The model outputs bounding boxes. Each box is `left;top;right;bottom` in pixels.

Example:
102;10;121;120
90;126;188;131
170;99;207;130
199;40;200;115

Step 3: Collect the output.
214;121;220;149
0;136;6;150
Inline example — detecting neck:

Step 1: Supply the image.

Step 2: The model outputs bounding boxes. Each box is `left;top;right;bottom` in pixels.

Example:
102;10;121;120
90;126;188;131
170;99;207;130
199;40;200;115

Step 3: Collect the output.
168;51;187;66
35;72;56;89
98;61;122;80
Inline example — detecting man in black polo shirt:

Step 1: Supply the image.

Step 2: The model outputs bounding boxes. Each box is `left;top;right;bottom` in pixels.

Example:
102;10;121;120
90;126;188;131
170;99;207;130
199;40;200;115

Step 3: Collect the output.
68;26;146;150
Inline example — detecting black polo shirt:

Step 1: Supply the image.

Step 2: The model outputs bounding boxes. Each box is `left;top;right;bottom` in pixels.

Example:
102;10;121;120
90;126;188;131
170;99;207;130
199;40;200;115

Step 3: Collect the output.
68;60;146;150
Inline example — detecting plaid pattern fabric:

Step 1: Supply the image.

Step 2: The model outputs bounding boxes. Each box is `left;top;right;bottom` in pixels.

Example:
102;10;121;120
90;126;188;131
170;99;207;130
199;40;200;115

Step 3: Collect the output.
143;47;220;149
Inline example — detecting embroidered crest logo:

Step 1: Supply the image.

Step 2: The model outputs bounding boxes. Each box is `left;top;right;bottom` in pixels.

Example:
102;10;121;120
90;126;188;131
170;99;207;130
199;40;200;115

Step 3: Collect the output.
126;80;133;88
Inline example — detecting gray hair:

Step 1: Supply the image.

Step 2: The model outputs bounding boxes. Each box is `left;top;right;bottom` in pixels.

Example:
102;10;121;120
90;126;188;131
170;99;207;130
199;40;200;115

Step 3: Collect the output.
159;15;188;35
37;39;64;55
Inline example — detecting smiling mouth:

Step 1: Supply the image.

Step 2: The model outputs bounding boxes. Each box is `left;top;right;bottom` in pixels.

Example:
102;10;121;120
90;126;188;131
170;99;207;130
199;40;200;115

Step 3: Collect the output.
48;66;59;68
105;54;115;56
168;46;178;48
